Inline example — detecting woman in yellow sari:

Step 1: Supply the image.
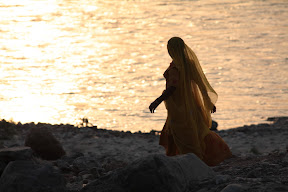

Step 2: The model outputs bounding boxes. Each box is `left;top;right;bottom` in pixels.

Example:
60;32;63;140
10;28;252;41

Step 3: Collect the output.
149;37;232;166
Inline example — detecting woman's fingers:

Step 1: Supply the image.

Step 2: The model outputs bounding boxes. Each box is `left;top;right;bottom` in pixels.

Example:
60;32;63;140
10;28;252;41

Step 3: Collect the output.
149;103;154;113
149;102;157;113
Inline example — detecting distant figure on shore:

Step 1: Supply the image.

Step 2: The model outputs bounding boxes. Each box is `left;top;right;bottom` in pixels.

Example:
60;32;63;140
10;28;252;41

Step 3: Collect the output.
149;37;232;166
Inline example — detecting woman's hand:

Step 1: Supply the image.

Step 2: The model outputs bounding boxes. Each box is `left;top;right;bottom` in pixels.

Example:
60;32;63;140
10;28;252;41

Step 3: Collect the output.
149;99;160;113
211;105;216;113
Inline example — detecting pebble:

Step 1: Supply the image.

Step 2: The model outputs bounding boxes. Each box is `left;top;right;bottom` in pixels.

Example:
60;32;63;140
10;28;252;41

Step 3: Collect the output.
264;183;288;192
220;184;247;192
56;159;71;171
82;179;89;184
82;174;94;180
196;188;210;192
89;167;104;178
282;154;288;164
246;168;262;178
235;177;262;182
215;175;231;185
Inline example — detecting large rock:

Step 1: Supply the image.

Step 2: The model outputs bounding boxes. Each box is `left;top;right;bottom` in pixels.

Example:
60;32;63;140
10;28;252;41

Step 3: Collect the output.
81;153;215;192
0;147;33;176
25;127;65;160
0;160;66;192
0;146;33;163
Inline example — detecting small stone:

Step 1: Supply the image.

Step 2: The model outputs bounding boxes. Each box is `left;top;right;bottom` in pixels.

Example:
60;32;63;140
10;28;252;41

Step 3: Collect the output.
215;175;231;184
71;176;78;182
56;159;71;171
246;168;262;178
90;167;105;178
25;128;65;160
82;174;94;180
250;146;261;155
79;170;90;176
264;183;288;192
66;181;83;192
261;177;274;183
196;188;210;192
70;152;85;159
60;152;84;164
82;179;89;184
282;154;288;164
72;156;100;173
220;184;247;192
280;167;288;172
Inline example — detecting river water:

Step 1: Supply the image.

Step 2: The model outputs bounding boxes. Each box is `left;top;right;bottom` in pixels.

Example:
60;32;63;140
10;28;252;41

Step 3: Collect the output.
0;0;287;132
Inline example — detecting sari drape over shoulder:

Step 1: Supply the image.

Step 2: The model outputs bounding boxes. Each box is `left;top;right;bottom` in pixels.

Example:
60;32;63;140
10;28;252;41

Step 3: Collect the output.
159;42;232;166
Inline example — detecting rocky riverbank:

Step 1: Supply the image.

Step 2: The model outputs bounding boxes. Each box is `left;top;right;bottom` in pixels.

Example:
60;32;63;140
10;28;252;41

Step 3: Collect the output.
0;117;288;192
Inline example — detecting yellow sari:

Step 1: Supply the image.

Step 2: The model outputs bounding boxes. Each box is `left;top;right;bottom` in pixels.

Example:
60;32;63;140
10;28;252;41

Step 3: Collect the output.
159;37;232;166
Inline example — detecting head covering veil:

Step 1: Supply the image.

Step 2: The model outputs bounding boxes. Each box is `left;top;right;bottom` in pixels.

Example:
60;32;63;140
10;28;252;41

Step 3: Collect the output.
165;37;218;158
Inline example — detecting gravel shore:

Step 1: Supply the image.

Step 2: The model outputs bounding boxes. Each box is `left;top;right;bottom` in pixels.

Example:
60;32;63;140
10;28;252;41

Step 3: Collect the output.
1;117;287;192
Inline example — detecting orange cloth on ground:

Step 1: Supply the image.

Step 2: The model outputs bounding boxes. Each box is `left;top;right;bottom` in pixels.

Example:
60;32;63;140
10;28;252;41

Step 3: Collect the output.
159;62;232;166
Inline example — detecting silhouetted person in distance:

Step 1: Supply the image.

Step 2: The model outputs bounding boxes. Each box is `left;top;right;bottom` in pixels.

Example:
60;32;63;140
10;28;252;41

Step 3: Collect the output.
149;37;231;166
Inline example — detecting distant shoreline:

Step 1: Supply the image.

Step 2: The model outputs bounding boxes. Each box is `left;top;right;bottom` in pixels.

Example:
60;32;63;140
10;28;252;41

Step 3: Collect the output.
1;116;287;157
0;116;282;134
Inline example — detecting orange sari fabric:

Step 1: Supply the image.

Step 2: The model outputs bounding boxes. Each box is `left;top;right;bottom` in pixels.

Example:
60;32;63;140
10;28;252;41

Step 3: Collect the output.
159;126;232;166
159;62;232;166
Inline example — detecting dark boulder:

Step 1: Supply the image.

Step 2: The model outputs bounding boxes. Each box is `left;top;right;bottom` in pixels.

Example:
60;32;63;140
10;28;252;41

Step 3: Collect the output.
0;146;33;176
25;127;65;160
81;153;215;192
0;160;66;192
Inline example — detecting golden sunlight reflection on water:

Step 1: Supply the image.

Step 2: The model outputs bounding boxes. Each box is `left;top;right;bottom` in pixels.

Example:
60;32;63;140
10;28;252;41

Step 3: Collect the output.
0;0;287;132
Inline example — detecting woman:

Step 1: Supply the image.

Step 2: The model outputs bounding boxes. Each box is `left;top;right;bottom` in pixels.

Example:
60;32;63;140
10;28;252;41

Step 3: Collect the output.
149;37;232;166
